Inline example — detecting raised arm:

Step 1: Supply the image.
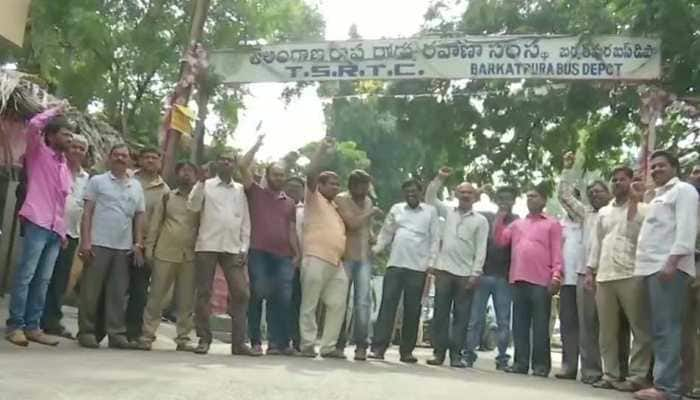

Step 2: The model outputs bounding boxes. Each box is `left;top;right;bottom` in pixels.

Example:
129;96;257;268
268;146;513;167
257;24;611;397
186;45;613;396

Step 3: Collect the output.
306;137;336;192
425;167;451;218
26;106;63;155
557;151;586;224
238;134;264;189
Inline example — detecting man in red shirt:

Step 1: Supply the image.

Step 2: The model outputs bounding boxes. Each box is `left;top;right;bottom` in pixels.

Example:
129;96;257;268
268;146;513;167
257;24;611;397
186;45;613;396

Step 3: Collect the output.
496;184;562;377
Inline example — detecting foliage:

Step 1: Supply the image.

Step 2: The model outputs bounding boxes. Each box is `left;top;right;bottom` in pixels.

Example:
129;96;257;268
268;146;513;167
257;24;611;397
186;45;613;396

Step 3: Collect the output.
0;0;324;148
325;0;700;207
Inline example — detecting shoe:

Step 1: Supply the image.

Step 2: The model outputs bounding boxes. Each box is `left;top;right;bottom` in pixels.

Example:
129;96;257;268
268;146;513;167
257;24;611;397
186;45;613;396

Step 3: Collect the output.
427;354;445;366
633;387;671;400
555;372;577;380
400;354;418;364
495;361;507;371
131;338;152;351
592;380;615;390
354;348;367;361
44;326;75;340
298;347;317;358
194;340;210;355
5;330;29;347
613;380;650;393
107;335;132;350
266;347;282;356
281;347;297;356
253;344;263;354
78;334;99;349
25;330;59;346
582;375;603;385
320;349;347;359
686;388;700;399
532;370;549;378
504;365;529;375
368;350;385;360
232;344;263;357
450;358;467;368
176;342;196;352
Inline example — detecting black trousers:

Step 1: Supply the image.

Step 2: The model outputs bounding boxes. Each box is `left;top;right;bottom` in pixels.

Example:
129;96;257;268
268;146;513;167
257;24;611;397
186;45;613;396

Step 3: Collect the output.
126;265;151;340
41;237;79;332
559;285;580;374
371;267;426;356
512;281;552;374
290;268;302;351
431;270;474;359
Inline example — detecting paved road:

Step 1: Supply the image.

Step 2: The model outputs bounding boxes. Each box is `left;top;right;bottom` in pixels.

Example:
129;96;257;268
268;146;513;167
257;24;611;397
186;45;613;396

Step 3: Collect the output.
0;305;629;400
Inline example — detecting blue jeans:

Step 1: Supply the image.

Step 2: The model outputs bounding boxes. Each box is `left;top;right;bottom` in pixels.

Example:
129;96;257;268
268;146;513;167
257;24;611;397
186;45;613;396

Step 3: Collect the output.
6;221;61;332
647;270;690;400
463;275;512;364
337;260;372;350
247;249;294;349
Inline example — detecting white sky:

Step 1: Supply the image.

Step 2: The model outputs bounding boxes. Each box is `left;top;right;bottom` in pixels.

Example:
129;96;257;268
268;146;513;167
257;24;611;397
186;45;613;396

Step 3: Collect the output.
228;0;441;160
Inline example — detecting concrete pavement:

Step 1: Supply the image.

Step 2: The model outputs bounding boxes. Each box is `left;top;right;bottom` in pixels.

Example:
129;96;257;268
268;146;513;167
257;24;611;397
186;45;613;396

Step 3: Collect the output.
0;304;630;400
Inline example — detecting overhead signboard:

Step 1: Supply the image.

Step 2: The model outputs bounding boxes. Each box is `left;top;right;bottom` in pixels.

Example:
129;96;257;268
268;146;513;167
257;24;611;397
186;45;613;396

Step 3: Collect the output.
0;0;31;47
210;35;661;84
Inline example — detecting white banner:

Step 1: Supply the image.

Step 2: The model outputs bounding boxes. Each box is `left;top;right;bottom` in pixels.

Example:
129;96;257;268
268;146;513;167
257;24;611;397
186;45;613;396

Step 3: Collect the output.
210;35;661;84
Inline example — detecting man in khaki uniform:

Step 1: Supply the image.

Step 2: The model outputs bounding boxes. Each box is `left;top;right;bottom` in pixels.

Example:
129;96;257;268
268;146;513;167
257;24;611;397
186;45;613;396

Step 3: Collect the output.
128;148;169;342
137;162;199;351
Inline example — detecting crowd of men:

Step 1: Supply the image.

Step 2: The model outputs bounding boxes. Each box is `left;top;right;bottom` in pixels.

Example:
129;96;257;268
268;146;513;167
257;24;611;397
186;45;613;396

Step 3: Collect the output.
3;105;700;400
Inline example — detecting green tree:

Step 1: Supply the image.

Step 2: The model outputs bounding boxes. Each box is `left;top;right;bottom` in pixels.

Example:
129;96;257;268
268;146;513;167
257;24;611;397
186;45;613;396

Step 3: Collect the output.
1;0;324;147
326;0;700;206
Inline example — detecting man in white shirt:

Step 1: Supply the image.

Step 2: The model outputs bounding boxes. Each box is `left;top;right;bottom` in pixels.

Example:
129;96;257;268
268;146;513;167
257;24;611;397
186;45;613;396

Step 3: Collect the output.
425;167;488;368
633;151;699;400
41;135;89;339
557;210;584;380
187;152;255;356
587;166;651;392
369;179;440;363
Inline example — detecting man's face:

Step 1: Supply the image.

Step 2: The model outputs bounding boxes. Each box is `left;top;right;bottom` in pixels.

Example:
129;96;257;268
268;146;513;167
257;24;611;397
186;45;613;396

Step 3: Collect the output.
266;165;287;191
689;165;700;189
218;157;235;176
526;190;546;213
67;141;88;166
109;147;130;172
285;180;304;203
177;165;197;187
350;182;370;199
587;183;610;210
319;176;341;200
53;128;74;152
139;152;161;174
455;183;477;209
611;171;632;199
650;155;676;187
495;191;515;213
403;184;421;208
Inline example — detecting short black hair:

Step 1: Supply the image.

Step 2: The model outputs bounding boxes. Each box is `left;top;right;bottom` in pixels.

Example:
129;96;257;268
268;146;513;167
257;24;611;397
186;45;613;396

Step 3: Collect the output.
318;171;339;185
44;115;74;136
495;186;518;198
650;150;680;172
109;143;129;155
175;161;198;174
587;180;610;194
265;163;286;177
401;178;422;192
286;176;305;186
139;147;161;158
527;182;550;200
611;165;634;179
348;169;372;188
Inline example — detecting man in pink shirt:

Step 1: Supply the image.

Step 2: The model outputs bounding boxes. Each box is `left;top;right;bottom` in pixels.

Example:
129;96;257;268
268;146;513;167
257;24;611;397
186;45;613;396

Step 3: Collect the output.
6;105;73;347
496;184;563;377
